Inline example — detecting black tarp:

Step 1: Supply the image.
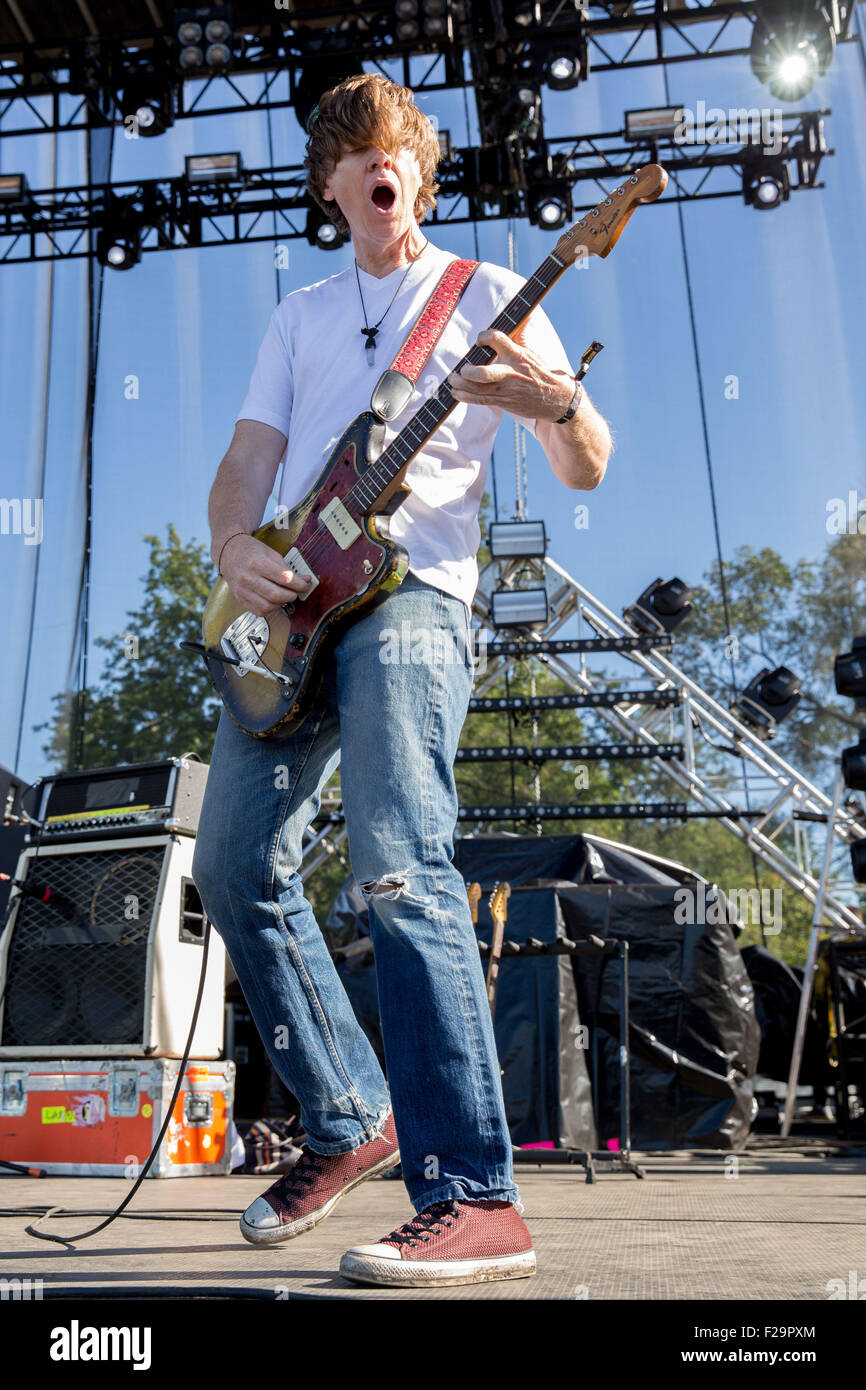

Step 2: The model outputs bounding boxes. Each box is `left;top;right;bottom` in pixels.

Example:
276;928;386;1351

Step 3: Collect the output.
327;832;761;1151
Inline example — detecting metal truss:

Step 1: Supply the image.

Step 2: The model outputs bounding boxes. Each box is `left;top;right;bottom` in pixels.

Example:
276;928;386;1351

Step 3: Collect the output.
0;110;829;265
300;549;865;935
0;2;857;139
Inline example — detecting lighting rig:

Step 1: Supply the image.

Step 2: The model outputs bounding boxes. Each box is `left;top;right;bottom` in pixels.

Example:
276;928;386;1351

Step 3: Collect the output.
0;109;832;267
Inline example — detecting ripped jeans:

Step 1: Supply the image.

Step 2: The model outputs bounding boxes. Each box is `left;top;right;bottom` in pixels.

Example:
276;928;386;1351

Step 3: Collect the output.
192;571;519;1211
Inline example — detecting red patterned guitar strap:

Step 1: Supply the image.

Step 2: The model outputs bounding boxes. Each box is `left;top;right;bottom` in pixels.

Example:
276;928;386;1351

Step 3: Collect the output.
369;257;478;421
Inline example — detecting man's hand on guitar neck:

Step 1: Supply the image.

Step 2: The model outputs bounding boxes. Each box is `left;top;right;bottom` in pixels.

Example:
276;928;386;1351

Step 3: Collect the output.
447;327;611;492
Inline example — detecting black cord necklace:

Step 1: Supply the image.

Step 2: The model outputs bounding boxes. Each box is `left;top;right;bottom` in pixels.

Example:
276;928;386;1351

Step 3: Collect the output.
355;240;429;366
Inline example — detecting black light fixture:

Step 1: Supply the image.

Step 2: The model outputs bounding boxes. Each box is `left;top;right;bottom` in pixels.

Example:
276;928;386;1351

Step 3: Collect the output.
841;731;866;792
749;0;835;102
624;578;693;635
502;85;542;141
491;588;549;630
743;157;790;211
625;106;685;142
0;173;28;205
97;200;143;270
545;41;586;91
420;0;452;40
175;6;234;74
530;188;572;230
185;152;241;184
120;70;174;137
834;636;866;700
395;0;420;41
851;839;866;884
293;52;363;136
488;520;547;559
731;666;802;738
305;206;346;250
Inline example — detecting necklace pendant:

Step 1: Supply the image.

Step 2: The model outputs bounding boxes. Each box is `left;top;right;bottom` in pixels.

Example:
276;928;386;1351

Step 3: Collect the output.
365;343;375;366
362;325;378;366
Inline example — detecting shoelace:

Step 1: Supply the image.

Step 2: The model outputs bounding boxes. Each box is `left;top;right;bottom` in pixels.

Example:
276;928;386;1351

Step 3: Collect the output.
384;1201;462;1247
279;1148;326;1193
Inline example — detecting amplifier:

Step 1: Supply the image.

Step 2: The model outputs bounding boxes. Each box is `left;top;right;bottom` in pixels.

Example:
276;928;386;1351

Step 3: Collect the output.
33;758;208;843
0;834;226;1057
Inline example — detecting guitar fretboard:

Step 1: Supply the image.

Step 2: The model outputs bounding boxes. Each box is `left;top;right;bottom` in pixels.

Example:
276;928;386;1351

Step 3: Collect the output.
347;249;569;513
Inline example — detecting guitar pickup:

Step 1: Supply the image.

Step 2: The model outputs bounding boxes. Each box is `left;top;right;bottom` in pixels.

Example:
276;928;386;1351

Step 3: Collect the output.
320;497;362;550
285;547;320;595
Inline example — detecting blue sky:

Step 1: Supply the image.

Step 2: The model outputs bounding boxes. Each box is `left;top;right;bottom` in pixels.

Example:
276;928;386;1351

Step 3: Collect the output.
2;23;865;781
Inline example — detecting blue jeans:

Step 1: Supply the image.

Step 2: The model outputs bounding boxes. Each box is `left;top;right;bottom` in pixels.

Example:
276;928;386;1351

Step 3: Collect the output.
192;571;519;1212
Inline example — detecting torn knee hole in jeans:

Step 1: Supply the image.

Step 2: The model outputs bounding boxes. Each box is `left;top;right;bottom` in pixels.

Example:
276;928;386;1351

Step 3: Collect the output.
360;873;431;905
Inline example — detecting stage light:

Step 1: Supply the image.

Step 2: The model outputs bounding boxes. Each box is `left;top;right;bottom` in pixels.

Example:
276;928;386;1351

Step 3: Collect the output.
491;588;549;630
185;153;241;184
0;173;27;204
293;54;364;135
531;192;570;229
488;520;547;559
750;1;835;101
624;578;693;635
851;839;866;884
546;53;581;91
176;6;233;74
835;637;866;698
502;86;541;140
437;129;453;162
731;666;802;739
842;731;866;792
120;73;174;137
625;107;685;142
96;204;142;271
305;207;346;250
744;164;789;210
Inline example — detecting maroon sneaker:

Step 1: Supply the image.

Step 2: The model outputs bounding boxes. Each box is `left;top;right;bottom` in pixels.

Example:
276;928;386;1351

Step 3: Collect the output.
339;1198;536;1287
240;1111;400;1246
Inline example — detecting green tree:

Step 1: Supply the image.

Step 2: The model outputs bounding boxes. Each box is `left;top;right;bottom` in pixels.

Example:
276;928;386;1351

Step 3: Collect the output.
36;526;221;769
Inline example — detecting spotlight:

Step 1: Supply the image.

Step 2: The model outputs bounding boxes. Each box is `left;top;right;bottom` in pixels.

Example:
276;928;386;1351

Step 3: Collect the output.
421;0;451;38
120;72;174;137
834;637;866;699
851;839;866;884
185;152;241;184
731;666;802;739
96;202;142;271
491;587;549;630
545;47;585;91
305;207;346;250
488;520;547;559
175;6;233;74
750;1;835;101
842;731;866;792
624;578;693;635
743;163;790;210
530;191;571;230
0;173;27;204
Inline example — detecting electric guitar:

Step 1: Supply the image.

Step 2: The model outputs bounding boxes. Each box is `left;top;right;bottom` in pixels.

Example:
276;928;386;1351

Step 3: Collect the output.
486;881;511;1021
194;164;668;738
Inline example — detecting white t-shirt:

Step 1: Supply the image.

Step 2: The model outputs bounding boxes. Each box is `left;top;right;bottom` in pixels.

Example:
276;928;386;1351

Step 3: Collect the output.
235;241;573;613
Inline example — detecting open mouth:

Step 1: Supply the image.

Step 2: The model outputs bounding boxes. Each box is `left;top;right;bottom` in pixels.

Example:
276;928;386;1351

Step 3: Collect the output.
371;184;397;212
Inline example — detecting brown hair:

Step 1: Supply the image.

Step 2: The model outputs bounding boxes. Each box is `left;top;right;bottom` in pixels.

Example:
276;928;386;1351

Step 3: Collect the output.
304;73;440;237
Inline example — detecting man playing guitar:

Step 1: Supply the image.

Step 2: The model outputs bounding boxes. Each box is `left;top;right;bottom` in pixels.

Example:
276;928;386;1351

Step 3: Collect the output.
192;72;611;1288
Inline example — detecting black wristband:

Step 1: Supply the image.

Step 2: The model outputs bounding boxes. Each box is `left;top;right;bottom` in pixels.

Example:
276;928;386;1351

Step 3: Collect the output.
555;376;583;425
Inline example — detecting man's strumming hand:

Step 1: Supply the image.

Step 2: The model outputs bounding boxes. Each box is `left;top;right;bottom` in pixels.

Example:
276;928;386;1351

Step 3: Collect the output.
219;533;312;618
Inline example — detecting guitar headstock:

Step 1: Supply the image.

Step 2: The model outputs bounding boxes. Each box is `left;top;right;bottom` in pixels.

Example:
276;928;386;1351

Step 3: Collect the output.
489;881;511;925
467;881;482;924
554;163;668;266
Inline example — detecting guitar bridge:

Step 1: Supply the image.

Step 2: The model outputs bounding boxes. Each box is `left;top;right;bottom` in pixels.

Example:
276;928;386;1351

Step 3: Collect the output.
221;613;280;683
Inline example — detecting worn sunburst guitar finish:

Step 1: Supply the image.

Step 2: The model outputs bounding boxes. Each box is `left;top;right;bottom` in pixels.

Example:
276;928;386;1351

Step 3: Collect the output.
199;164;667;738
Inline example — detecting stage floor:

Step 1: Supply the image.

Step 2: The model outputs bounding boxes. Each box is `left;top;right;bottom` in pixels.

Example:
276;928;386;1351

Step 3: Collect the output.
3;1141;865;1301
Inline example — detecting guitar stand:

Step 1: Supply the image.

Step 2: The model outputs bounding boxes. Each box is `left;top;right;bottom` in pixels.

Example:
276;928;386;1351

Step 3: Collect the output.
474;925;645;1183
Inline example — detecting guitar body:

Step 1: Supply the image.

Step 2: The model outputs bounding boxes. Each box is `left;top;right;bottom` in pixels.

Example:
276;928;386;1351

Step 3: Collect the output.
202;411;411;739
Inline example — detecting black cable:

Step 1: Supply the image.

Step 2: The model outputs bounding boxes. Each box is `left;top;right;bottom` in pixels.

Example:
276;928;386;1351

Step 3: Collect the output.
462;80;500;522
24;920;213;1246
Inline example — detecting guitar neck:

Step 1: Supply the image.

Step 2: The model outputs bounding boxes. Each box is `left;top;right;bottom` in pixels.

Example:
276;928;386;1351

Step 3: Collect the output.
349;250;570;513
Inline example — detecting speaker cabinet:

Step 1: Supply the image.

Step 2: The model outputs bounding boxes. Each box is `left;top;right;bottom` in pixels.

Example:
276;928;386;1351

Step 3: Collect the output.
0;835;225;1057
